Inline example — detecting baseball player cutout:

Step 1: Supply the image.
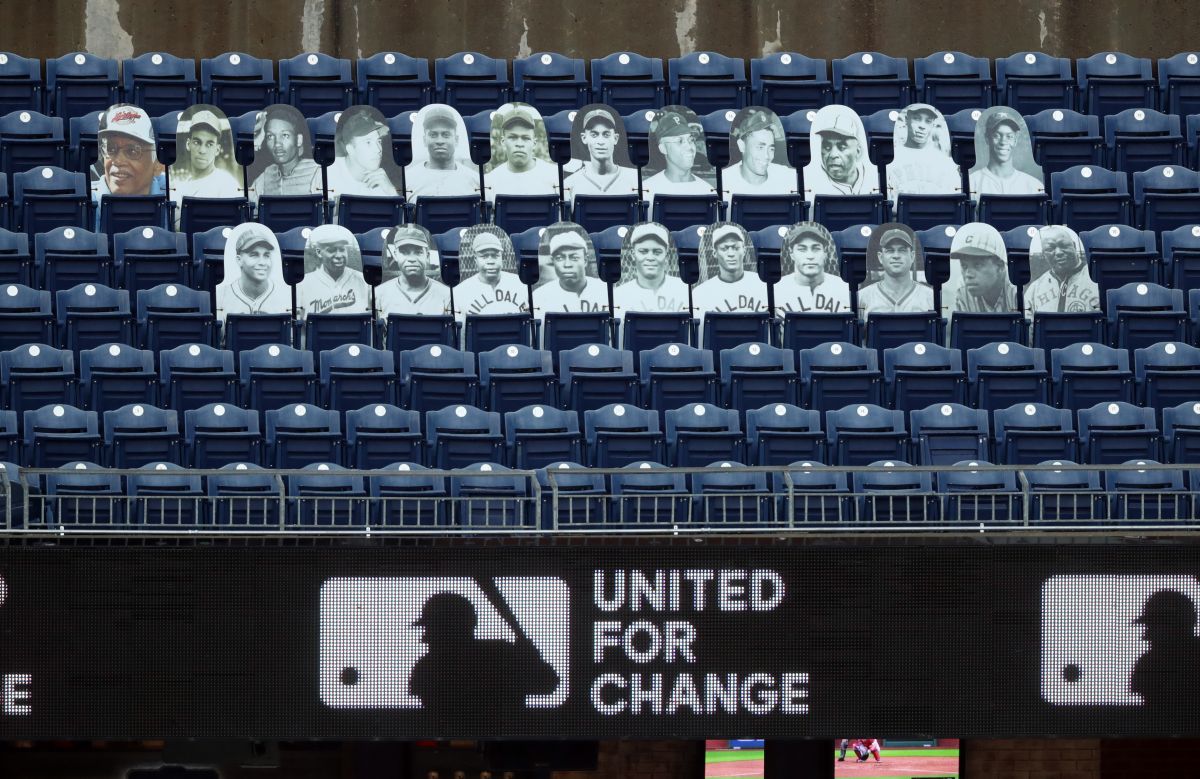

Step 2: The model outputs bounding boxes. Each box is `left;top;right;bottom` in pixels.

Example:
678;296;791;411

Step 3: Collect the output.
773;222;853;315
613;222;690;319
969;107;1045;199
454;226;529;319
216;223;292;321
886;103;963;205
804;104;880;202
533;223;609;316
691;222;768;316
484;102;560;202
942;222;1018;318
1024;225;1101;319
375;224;452;318
169;104;244;228
857;223;935;319
246;103;322;203
404;103;480;202
641;106;719;209
721;107;798;205
90;103;167;222
562;104;639;203
326;105;404;200
297;224;371;319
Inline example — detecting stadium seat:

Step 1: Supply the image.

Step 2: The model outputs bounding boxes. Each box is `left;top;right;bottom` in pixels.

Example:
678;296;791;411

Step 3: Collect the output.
411;194;484;236
184;402;263;469
0;229;31;285
535;461;607;530
1077;401;1160;465
1158;52;1200;118
399;343;479;415
832;52;913;114
356;53;434;116
122;52;198;117
223;312;294;354
200;52;278;117
79;343;156;414
1163;401;1200;464
853;460;938;525
1050;166;1133;232
701;312;773;368
590;53;667;115
1025;108;1105;178
1051;342;1133;411
650;194;720;233
2;342;75;418
190;224;232;290
1107;459;1192;522
463;312;535;356
265;403;342;469
691;461;771;527
513;53;590;114
238;343;317;412
1132;166;1200;234
159;343;237;415
43;461;122;526
115;226;191;293
426;404;504;470
127;461;205;527
798;341;882;416
882;342;966;413
1135;342;1200;411
720;342;799;413
699;109;734;169
208;462;279;528
541;312;613;366
35;226;109;294
585;402;664;468
1104;108;1185;175
861;107;898;176
1080;224;1160;297
176;194;251;242
993;402;1077;464
16;167;89;235
826;403;908;466
772;460;847;525
1000;224;1037;290
966;342;1049;411
572;194;642;233
45;53;119;119
781;316;859;357
1105;282;1186;352
0;283;52;352
303;311;373;356
995;52;1075;115
914;225;955;309
448;462;530;528
435;52;512;114
0;53;43;117
478;343;556;416
287;462;367;527
780;108;815;170
318;343;397;414
746;403;825;466
863;310;944;355
938;459;1021;524
370;462;446;528
0;414;25;464
945;108;980;177
910;402;990;465
103;403;181;469
0;110;65;177
24;404;101;468
55;283;133;352
504;404;582;470
914;51;994;115
668;52;749;114
279;53;354;117
609;460;688;526
1076;52;1156;117
638;342;717;415
665;403;744;467
1024;459;1105;523
345;404;424;470
384;312;458;357
750;53;832;115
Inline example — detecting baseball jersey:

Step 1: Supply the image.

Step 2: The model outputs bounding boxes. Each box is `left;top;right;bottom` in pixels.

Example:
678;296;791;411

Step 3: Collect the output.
453;271;530;318
325;158;400;198
857;280;935;318
691;272;769;315
642;171;718;210
171;167;243;228
297;266;371;318
1023;265;1101;317
803;161;880;201
535;276;610;316
405;161;480;200
563;164;640;202
375;276;453;317
887;148;963;203
216;278;293;320
950;281;1019;313
484;159;560;201
721;162;798;203
773;273;853;314
969;166;1045;199
613;275;690;318
249;158;322;200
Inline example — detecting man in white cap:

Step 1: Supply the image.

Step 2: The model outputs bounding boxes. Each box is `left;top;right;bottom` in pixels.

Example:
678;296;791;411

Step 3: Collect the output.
721;107;797;204
535;228;608;316
887;104;962;205
375;226;452;317
803;105;879;201
405;104;480;201
454;229;529;319
691;223;767;315
93;103;165;199
613;223;689;317
1024;225;1100;318
773;222;852;314
642;110;718;207
171;106;242;200
327;107;400;199
485;103;559;202
969;108;1045;198
297;227;370;318
216;224;291;320
857;226;934;317
248;104;322;200
947;223;1017;314
562;107;638;202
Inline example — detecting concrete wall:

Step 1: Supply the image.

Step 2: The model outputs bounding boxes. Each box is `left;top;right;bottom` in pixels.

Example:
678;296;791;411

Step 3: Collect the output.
7;0;1200;63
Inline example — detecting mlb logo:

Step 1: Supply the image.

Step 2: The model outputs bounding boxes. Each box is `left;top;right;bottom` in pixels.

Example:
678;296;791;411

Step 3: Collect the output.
319;576;569;710
1041;575;1200;705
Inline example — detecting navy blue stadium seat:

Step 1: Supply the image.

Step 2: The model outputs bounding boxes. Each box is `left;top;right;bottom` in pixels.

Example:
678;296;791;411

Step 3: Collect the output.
609;460;687;526
115;226;190;293
780;108;815;170
223;312;294;354
158;343;237;415
513;53;590;114
691;461;771;527
1105;282;1186;352
826;403;908;466
938;459;1021;524
882;342;966;413
833;223;883;289
370;462;446;528
504;404;582;470
426;404;504;470
103;403;181;469
177;194;251;242
463;312;535;355
945;108;980;177
238;343;317;412
590;53;666;115
585;402;663;468
185;402;263;468
127;461;205;527
541;311;613;366
966;341;1049;411
720;342;799;413
619;109;653;169
478;343;556;416
55;283;132;352
1158;52;1200;118
399;343;479;414
0;283;52;352
771;460;847;525
411;194;484;236
16;167;89;235
1051;342;1133;411
79;343;156;414
1076;52;1156;117
1133;165;1200;234
279;53;354;117
0;53;43;116
43;461;122;526
854;460;938;525
1025;108;1105;178
1050;165;1133;232
448;462;530;528
1106;459;1192;522
572;194;642;233
750;53;832;115
201;52;278;117
559;343;638;414
1163;401;1200;463
45;53;119;119
1024;459;1104;523
1134;341;1200;411
535;461;607;530
1080;224;1160;296
665;402;744;467
318;343;397;414
2;343;75;419
1104;108;1185;175
915;51;994;115
0;110;65;177
668;52;749;114
207;462;279;528
995;52;1075;115
357;53;434;116
123;52;198;117
265;403;342;469
35;225;109;292
993;402;1077;464
345;403;424;469
190;224;232;291
1077;400;1160;465
384;312;458;356
910;402;990;465
435;52;512;114
863;309;944;355
832;52;913;114
798;341;882;415
303;311;373;357
746;403;825;465
287;462;367;527
24;404;101;468
639;342;717;415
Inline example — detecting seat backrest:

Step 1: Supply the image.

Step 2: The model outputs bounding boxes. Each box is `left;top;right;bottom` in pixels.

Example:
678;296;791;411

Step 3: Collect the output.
184;402;259;437
287;462;364;495
691;461;767;493
639;342;712;379
24;403;98;439
122;52;195;85
746;403;821;437
1078;401;1155;439
799;341;877;373
1050;165;1128;198
910;402;988;436
319;343;393;382
751;53;827;82
0;283;50;313
994;402;1074;440
559;343;634;385
611;460;686;493
967;342;1045;377
1106;282;1183;314
833;52;909;84
591;52;664;83
80;343;154;382
202;52;275;83
56;283;130;318
915;51;991;82
1;342;71;376
996;52;1072;83
103;403;179;439
16;166;86;198
357;52;431;83
1134;341;1200;375
371;461;445;495
584;403;659;438
1023;459;1100;490
937;459;1018;492
137;283;212;319
239;343;313;383
1163;401;1200;442
512;53;586;86
44;461;119;494
266;403;340;439
665;403;740;437
720;342;792;384
1080;223;1156;254
883;342;960;380
669;52;745;86
536;461;606;493
773;460;847;493
436;52;509;84
1104;108;1179;144
345;403;421;441
128;461;203;495
449;462;527;497
504;404;579;442
427;404;501;443
0;109;62;139
279;53;352;85
1105;458;1185;492
1051;342;1128;378
159;343;235;381
478;343;553;384
854;460;931;492
116;225;188;257
1133;165;1200;198
207;462;279;496
1077;52;1153;84
1025;108;1099;137
35;225;105;255
827;403;905;439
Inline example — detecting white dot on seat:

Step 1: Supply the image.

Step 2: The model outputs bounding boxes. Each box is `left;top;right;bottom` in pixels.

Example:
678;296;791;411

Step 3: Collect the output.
1190;54;1199;65
1107;224;1119;237
1025;53;1037;64
883;461;894;467
998;343;1010;355
346;345;361;358
295;405;307;417
301;228;312;239
587;345;600;357
720;461;732;468
780;54;792;65
888;110;899;122
697;226;706;236
1024;404;1037;415
941;404;953;416
644;110;656;121
42;168;53;179
1081;167;1093;178
806;110;816;121
1106;53;1118;65
27;345;39;357
229;54;241;65
19;111;30;123
480;463;492;471
557;462;571;469
532;406;544;418
1027;226;1038;237
568;111;577;121
74;54;86;65
430;345;442;357
725;110;736;121
1194;403;1200;414
84;284;96;296
944;52;955;64
856;405;868;416
617;226;628;237
776;226;788;238
236;463;248;470
970;109;981;121
862;53;874;64
132;405;144;417
1137;283;1149;295
214;405;226;416
914;343;926;355
108;344;120;356
614;405;626;417
53;406;64;417
155;462;168;470
268;345;280;357
699;53;710;65
668;344;680;356
384;53;396;65
860;226;872;237
374;405;387;416
830;343;843;355
639;461;652;469
455;406;467;417
4;286;14;297
619;53;631;65
151;54;163;65
1192;226;1200;238
188;345;201;356
0;55;7;65
317;463;329;471
506;345;519;357
1165;167;1175;178
75;462;87;470
334;112;343;122
1052;109;1064;122
538;227;546;237
141;227;155;239
693;405;706;416
222;228;231;238
945;226;956;237
1082;344;1094;355
1166;343;1178;355
307;54;319;65
1108;403;1120;414
774;404;786;416
749;344;761;356
398;463;410;471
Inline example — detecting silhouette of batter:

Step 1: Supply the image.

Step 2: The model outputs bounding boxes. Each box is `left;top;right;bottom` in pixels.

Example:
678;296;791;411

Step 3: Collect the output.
1129;590;1200;709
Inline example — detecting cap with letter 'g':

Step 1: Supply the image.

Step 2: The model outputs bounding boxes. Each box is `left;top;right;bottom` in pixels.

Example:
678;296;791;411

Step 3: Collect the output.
235;224;277;254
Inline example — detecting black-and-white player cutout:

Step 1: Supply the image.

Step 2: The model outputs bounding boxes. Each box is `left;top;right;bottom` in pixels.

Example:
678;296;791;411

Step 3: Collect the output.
773;222;853;315
215;223;292;321
484;102;559;202
803;104;879;201
722;107;797;205
245;103;322;203
297;224;370;319
886;103;962;205
533;222;608;316
612;222;689;318
1024;225;1100;319
941;222;1018;317
857;222;934;319
561;104;638;203
375;224;451;318
691;222;767;316
404;103;480;202
969;106;1045;199
169;104;243;227
642;105;718;209
327;105;404;201
454;225;528;319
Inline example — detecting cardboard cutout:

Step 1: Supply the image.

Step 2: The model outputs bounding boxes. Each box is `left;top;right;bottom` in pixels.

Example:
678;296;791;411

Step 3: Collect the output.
327;105;404;200
483;102;559;202
454;224;528;319
562;104;638;203
857;222;934;319
969;106;1045;199
533;221;608;316
170;104;243;225
886;104;962;205
404;103;480;201
246;103;322;203
216;223;291;321
613;222;689;318
642;105;718;207
1024;225;1101;318
941;222;1018;317
91;103;166;203
722;107;797;204
774;221;853;315
375;224;451;318
297;224;370;318
692;222;767;314
803;104;879;202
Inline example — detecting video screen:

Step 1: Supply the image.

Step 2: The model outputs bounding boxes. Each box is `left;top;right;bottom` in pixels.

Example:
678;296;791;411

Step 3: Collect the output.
704;739;960;778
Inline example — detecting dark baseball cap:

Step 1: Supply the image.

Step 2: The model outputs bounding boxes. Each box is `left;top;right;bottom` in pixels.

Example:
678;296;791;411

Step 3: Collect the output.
653;111;696;140
879;228;915;249
389;226;430;249
421;104;459;130
984;109;1022;137
339;110;388;142
235;224;276;254
733;108;782;141
500;104;540;131
581;108;617;130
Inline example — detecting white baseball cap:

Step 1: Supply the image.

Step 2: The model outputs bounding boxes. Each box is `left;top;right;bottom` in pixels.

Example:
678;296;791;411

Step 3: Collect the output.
100;104;155;146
